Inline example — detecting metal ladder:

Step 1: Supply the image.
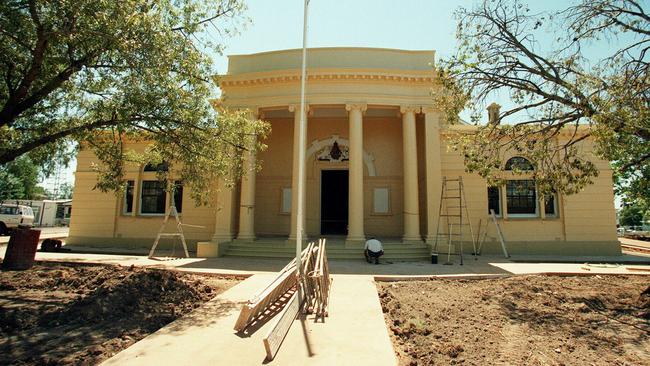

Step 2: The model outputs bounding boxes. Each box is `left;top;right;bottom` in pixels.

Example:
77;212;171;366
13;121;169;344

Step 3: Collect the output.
433;176;477;265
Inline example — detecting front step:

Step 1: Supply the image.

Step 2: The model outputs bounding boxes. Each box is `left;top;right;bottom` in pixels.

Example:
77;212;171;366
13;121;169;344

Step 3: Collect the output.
224;240;431;261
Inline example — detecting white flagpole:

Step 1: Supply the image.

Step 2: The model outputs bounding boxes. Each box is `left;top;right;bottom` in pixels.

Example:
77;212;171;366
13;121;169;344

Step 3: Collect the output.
296;0;309;305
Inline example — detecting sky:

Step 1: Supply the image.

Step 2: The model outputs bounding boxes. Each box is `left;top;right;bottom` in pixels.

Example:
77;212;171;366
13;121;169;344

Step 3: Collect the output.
47;0;627;201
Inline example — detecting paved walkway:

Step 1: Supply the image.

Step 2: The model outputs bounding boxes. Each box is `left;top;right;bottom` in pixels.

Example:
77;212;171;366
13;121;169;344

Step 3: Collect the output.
102;274;396;366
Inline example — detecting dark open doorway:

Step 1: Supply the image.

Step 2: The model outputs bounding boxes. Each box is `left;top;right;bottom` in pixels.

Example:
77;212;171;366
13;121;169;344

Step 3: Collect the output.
320;170;349;235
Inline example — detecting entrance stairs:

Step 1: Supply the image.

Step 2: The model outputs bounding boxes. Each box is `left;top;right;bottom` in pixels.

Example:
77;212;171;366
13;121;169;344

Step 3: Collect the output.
223;237;431;261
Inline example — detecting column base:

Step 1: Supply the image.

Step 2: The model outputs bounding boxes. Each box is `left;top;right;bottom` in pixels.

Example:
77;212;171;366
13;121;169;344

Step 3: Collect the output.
402;237;424;245
425;235;437;244
402;236;423;244
345;236;365;247
234;236;256;243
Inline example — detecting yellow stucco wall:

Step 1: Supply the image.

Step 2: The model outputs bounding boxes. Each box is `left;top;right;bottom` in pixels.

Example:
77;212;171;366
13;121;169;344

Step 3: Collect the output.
67;47;620;256
67;143;218;250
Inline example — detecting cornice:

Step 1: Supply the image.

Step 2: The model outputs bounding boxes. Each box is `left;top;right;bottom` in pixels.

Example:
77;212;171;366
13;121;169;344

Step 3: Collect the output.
218;69;435;88
441;124;593;138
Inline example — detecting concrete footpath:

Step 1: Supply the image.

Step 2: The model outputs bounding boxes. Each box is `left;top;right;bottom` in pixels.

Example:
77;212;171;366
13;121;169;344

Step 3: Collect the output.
102;274;396;366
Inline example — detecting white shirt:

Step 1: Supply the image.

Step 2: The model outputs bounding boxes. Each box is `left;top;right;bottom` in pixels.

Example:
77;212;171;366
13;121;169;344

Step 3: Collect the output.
364;238;383;252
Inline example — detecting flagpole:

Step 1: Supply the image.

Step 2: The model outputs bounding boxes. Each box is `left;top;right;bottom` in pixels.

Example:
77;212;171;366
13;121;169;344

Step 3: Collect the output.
296;0;309;306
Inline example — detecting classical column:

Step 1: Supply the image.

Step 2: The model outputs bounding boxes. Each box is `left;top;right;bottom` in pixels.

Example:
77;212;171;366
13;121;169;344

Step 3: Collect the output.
401;105;421;243
212;178;237;243
346;103;367;244
289;104;309;242
236;111;259;241
423;107;443;245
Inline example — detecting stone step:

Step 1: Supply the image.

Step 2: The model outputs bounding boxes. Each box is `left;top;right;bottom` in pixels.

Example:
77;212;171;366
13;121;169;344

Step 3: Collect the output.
224;248;431;261
224;239;431;261
226;253;431;262
224;246;429;255
227;242;429;250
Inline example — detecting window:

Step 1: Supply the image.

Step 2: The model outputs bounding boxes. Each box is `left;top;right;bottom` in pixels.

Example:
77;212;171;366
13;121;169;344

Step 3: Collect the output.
172;180;183;213
544;194;557;217
373;188;390;214
281;188;291;213
56;205;65;219
0;206;17;215
124;180;135;214
505;157;534;171
487;186;500;215
506;180;537;216
140;180;166;214
143;161;169;172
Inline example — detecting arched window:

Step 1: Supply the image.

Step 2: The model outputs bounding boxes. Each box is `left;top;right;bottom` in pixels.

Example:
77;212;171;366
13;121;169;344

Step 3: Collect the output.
143;161;169;172
504;157;534;171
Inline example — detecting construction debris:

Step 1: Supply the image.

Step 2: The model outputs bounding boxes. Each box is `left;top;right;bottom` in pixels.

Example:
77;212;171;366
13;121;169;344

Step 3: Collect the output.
234;258;299;332
233;239;331;360
262;239;331;360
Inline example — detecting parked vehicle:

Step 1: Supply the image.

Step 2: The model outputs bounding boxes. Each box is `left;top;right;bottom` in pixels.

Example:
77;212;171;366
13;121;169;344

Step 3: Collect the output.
0;204;35;235
623;225;650;241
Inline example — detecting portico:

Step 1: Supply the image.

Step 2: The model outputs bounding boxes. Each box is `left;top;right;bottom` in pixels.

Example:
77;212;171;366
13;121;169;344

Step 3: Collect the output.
214;48;445;245
220;106;442;245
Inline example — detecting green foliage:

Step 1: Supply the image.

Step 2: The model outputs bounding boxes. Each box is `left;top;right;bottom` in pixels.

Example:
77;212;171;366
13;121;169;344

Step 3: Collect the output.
0;155;41;200
619;203;646;227
56;182;74;200
0;0;268;204
437;0;649;199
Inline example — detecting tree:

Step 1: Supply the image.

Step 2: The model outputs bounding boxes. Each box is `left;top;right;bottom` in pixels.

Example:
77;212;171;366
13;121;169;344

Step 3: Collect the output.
55;182;74;200
0;155;41;200
436;0;649;198
0;0;269;204
619;203;646;226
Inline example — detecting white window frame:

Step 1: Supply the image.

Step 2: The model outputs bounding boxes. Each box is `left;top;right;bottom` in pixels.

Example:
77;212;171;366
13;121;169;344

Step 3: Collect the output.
123;180;135;215
487;186;502;218
504;180;539;218
138;180;167;216
542;193;559;218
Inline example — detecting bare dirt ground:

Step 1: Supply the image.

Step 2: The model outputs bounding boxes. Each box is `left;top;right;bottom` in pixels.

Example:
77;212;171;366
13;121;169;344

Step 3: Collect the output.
378;275;650;366
0;262;240;365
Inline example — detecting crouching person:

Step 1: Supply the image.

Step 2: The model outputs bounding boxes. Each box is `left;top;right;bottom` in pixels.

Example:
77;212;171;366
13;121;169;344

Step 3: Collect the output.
364;237;384;264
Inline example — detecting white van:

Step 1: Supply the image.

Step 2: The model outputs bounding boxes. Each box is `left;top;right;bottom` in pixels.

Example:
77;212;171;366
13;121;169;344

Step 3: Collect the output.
0;204;35;235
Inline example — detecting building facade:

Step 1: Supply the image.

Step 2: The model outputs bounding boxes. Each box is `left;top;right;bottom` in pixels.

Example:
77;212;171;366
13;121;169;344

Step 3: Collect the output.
67;48;620;257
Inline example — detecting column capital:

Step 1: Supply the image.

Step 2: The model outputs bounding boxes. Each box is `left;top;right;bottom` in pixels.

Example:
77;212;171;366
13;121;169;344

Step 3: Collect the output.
345;103;368;113
421;106;441;114
288;104;310;113
400;105;420;114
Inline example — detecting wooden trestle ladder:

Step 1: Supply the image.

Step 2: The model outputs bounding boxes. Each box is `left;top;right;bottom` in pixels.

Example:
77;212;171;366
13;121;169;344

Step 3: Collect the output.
433;176;477;265
148;204;199;259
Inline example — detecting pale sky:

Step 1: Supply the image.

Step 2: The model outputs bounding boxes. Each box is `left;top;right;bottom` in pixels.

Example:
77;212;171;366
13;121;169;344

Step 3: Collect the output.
49;0;625;201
